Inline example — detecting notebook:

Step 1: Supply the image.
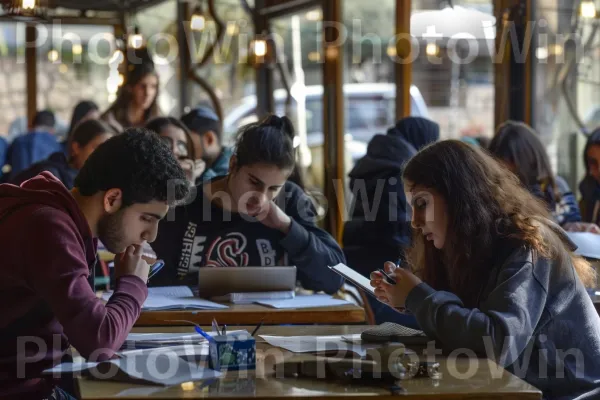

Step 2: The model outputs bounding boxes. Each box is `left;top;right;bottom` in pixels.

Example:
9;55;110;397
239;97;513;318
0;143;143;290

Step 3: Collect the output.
44;354;221;386
210;290;295;304
198;267;296;298
256;294;351;309
102;286;228;311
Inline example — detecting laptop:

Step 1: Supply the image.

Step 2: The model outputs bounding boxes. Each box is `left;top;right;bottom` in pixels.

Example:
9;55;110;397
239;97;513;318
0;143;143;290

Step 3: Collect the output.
197;266;297;298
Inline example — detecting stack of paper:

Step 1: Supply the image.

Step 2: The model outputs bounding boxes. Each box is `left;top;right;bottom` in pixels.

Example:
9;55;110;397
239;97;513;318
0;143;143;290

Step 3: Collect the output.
102;286;228;311
122;330;246;349
44;354;221;386
256;294;351;309
211;290;295;304
259;335;376;357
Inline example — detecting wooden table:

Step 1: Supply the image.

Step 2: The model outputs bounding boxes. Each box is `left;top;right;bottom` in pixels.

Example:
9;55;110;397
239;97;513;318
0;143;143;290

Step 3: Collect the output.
135;304;366;326
76;326;541;400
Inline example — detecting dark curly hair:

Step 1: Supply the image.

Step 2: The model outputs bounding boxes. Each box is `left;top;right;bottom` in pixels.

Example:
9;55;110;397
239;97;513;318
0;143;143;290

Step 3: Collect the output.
74;128;190;207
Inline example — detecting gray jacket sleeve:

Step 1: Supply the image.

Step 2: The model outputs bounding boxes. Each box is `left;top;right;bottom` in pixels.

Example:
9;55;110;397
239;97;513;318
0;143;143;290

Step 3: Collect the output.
278;183;344;294
405;260;547;367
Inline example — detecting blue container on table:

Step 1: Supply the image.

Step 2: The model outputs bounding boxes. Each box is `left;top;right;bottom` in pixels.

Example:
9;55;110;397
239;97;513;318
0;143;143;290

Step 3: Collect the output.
208;332;256;371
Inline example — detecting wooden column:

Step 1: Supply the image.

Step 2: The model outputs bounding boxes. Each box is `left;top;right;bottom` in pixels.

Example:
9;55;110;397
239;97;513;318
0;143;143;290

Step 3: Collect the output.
322;0;345;241
395;0;412;120
177;0;192;113
254;0;275;118
494;0;535;128
26;24;37;128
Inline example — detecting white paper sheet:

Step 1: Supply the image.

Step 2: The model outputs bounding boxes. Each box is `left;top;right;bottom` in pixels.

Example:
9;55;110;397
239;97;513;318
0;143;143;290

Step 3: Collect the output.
259;335;371;357
102;286;228;311
44;354;222;386
256;294;350;309
567;232;600;260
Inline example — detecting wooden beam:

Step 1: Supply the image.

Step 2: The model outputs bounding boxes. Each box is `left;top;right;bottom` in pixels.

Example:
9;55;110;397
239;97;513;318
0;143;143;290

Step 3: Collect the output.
254;0;275;118
322;0;344;241
177;0;191;114
259;0;321;19
26;24;37;129
494;0;535;128
395;0;412;120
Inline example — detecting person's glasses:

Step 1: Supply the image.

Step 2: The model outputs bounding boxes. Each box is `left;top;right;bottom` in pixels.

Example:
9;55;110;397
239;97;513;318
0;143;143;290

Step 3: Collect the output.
159;136;189;158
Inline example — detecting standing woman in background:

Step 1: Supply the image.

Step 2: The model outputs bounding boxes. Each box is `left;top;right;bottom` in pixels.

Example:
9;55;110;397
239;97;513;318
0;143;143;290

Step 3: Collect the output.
102;62;160;133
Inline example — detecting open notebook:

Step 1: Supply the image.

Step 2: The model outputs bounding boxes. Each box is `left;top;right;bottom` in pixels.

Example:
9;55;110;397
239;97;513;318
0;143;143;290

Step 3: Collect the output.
102;286;228;311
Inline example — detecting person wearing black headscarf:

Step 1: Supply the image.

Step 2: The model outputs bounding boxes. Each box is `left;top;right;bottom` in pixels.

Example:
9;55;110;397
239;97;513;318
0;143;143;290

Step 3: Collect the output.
343;117;440;328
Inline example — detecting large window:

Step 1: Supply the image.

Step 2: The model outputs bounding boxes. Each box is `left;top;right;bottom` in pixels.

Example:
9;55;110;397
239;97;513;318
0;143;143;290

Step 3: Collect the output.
37;24;114;139
412;0;495;140
134;0;180;116
533;1;600;191
0;22;26;139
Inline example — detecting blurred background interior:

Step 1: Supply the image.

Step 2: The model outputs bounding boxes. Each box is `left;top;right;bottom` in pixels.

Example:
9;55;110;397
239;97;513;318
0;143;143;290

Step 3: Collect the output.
0;0;598;238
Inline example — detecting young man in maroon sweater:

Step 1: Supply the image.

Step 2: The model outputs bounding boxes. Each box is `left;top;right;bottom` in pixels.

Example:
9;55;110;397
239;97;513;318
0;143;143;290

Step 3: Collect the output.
0;128;190;399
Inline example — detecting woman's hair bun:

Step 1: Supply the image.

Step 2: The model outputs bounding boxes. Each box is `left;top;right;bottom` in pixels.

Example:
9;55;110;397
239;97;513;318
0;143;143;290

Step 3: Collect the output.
262;115;295;139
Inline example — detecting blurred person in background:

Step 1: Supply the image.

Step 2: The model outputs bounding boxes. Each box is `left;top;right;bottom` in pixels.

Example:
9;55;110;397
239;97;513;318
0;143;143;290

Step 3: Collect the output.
102;62;160;133
181;106;232;184
11;119;113;189
580;129;600;227
343;117;439;328
489;121;598;233
146;117;205;184
63;101;101;142
6;110;63;178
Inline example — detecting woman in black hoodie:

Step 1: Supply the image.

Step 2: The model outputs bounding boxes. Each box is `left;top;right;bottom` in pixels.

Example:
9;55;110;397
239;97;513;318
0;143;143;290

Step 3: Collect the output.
343;117;439;326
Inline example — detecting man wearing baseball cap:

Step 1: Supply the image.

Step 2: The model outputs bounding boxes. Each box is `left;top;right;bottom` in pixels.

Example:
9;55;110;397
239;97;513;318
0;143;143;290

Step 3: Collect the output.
181;106;233;184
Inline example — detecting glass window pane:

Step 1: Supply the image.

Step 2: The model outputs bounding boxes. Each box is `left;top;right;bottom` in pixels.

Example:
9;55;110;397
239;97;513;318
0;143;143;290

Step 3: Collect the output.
37;24;114;140
0;22;26;140
412;0;495;141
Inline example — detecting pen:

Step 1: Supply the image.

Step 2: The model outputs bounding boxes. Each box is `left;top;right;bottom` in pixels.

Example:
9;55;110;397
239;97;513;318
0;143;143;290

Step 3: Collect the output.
194;325;216;343
377;268;396;285
222;325;227;336
251;319;264;337
147;260;165;283
212;318;221;336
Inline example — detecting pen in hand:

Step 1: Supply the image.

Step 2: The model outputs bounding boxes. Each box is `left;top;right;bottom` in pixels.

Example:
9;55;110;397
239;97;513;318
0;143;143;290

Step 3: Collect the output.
377;268;396;285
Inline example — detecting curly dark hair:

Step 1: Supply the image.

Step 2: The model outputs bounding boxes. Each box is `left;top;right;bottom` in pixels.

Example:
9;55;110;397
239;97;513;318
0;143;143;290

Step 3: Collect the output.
74;128;190;207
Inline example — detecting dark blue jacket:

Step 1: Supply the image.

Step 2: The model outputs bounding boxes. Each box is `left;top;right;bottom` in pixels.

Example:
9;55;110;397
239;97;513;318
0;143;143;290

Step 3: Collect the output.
7;132;63;178
10;152;78;189
343;117;440;274
195;147;233;184
531;176;582;226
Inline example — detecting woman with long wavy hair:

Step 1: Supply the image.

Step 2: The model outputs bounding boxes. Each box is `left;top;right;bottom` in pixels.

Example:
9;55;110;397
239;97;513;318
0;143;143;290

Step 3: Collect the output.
371;140;600;399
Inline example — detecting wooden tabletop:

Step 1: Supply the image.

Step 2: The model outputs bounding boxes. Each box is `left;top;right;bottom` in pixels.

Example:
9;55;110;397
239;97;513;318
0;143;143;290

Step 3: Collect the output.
76;326;541;400
135;304;366;326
